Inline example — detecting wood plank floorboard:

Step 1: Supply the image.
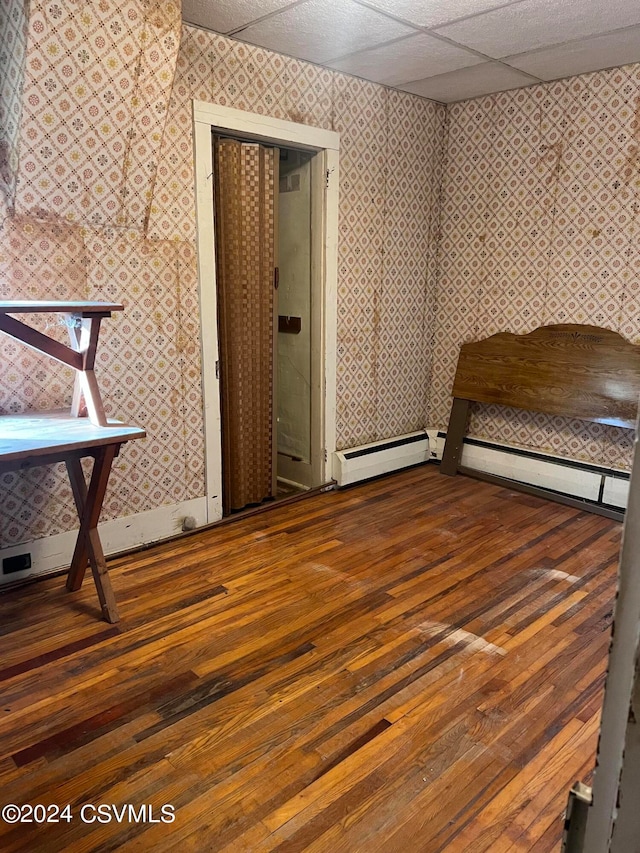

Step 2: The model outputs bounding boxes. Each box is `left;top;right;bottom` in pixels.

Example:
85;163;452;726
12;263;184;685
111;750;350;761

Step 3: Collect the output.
0;464;621;851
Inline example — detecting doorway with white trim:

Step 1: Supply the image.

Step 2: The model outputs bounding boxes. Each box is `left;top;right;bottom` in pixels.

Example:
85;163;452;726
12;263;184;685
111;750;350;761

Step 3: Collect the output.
192;102;340;523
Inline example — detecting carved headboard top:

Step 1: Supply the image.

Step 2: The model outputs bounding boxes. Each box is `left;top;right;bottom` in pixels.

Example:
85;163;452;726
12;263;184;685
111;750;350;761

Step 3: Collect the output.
451;324;640;429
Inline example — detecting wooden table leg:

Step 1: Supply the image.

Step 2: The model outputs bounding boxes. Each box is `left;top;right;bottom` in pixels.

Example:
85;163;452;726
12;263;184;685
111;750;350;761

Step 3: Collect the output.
440;398;470;476
65;444;120;623
67;317;107;426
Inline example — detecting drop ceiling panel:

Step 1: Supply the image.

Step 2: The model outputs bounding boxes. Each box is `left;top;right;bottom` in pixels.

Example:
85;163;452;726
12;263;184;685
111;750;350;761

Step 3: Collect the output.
328;32;484;86
401;62;539;103
235;0;415;63
182;0;297;35
434;0;640;59
507;25;640;79
355;0;523;29
182;0;640;103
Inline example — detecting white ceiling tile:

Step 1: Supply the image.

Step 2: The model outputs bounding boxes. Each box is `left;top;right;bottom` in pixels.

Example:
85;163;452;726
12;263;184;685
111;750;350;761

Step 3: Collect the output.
506;26;640;80
327;32;484;85
181;0;298;35
434;0;640;59
400;62;539;103
354;0;523;29
235;0;416;63
182;0;640;100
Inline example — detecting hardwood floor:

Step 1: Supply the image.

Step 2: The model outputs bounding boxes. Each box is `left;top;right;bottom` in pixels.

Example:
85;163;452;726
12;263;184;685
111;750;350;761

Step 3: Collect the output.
0;464;621;852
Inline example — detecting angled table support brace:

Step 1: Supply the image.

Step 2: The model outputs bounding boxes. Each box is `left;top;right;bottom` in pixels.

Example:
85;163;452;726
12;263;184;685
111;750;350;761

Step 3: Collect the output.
66;444;119;622
0;301;124;427
0;414;145;622
0;301;145;622
0;414;145;623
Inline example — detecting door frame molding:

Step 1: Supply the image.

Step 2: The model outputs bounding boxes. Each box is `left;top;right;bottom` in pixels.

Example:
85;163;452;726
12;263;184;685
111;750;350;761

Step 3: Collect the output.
192;100;340;522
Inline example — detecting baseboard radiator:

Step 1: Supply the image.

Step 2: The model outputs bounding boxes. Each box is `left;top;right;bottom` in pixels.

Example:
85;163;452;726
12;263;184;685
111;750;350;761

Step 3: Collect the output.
332;429;629;513
435;432;629;514
332;430;433;486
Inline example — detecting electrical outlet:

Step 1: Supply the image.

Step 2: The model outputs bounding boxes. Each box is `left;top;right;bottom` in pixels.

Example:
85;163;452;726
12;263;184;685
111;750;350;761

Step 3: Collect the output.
3;553;32;574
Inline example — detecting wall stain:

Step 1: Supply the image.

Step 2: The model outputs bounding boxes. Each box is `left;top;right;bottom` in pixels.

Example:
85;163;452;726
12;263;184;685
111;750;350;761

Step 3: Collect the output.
620;96;640;185
287;109;307;125
539;141;564;185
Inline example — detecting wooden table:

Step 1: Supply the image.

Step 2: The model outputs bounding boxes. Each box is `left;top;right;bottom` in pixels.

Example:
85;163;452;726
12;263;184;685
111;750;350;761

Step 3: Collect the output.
0;301;144;621
0;300;124;426
0;412;145;622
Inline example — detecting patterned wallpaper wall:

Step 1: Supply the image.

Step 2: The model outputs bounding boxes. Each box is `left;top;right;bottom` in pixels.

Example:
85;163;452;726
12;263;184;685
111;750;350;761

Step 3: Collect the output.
0;6;445;548
163;26;446;449
431;65;640;471
0;1;201;547
3;2;638;552
0;0;27;202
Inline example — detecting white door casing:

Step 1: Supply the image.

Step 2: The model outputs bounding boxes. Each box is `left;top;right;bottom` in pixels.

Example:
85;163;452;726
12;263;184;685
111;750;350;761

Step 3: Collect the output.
192;101;339;522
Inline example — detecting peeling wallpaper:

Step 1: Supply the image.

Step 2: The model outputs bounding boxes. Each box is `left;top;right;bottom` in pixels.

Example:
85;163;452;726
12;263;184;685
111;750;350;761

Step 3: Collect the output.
15;0;181;228
0;0;28;202
159;27;446;447
1;1;639;551
0;7;445;548
431;67;640;470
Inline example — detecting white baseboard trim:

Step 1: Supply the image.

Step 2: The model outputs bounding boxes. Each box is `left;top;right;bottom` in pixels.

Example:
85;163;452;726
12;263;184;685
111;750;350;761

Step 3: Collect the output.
433;432;630;511
0;496;208;586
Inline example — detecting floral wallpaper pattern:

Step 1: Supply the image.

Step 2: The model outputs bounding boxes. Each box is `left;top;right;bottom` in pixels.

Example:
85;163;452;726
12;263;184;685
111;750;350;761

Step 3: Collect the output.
1;0;639;550
0;0;28;203
431;66;640;470
0;8;445;547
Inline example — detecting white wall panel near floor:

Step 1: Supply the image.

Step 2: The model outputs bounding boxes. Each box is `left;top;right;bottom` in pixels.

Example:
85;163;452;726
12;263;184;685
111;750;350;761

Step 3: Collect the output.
0;496;208;586
433;433;629;510
333;429;629;512
333;431;431;486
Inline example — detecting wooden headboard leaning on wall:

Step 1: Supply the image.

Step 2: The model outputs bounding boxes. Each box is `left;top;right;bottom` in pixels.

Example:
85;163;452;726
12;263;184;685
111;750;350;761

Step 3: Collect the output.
440;324;640;518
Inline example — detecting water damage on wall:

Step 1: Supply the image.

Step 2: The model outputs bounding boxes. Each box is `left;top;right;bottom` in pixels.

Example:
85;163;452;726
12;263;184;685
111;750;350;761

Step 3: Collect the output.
0;0;29;207
0;1;205;548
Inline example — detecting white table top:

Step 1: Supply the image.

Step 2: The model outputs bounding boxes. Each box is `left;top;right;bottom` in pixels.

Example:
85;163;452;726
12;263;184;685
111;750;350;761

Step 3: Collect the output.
0;301;123;314
0;411;145;462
